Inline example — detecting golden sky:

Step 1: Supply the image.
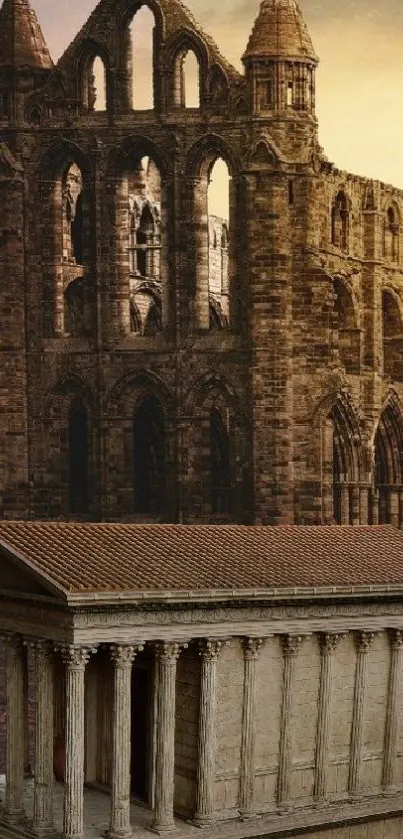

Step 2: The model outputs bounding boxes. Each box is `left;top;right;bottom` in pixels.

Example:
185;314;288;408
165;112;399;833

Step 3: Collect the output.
30;0;403;193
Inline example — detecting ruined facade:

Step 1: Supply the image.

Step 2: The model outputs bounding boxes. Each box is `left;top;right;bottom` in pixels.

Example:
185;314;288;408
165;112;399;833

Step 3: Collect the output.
0;0;401;529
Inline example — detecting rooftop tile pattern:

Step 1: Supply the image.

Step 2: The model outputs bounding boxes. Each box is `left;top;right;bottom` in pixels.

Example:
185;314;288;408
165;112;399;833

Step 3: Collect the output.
243;0;317;61
0;523;402;597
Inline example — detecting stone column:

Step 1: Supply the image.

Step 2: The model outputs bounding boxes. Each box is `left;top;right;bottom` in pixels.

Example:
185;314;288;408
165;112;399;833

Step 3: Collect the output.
152;642;186;833
382;629;403;791
108;644;144;839
348;631;375;798
60;646;97;839
29;640;54;833
314;633;344;803
240;638;265;818
194;639;227;826
2;634;25;821
277;635;305;810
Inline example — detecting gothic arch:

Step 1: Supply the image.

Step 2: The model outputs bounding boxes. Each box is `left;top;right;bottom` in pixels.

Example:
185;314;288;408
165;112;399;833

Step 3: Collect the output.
40;376;95;518
105;370;174;519
185;133;238;179
74;38;110;110
107;135;168;180
315;391;363;524
373;394;403;525
38;139;92;183
332;276;361;373
331;188;351;251
183;372;245;522
165;28;209;107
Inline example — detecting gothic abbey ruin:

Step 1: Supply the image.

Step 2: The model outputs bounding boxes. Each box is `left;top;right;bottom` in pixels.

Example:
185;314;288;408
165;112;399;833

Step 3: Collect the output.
1;2;403;839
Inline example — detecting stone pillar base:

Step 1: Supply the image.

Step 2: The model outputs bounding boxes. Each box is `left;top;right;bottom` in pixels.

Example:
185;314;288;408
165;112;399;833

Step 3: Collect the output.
192;813;217;828
149;820;176;835
238;808;262;822
104;829;133;839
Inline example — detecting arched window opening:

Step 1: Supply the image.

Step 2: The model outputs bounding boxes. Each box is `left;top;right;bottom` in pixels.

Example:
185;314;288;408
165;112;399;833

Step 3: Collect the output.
374;404;403;526
287;81;294;107
206;158;230;329
63;163;84;265
90;56;107;111
68;400;89;514
331;191;349;250
333;278;360;374
133;396;165;514
130;7;155;109
128;160;161;280
173;48;200;108
130;301;142;333
382;291;403;380
325;404;359;525
384;206;400;263
210;408;230;515
144;297;162;335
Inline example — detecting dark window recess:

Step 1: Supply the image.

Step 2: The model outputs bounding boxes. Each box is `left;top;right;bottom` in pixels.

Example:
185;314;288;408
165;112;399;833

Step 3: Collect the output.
133;396;165;514
68;401;89;513
210;408;230;514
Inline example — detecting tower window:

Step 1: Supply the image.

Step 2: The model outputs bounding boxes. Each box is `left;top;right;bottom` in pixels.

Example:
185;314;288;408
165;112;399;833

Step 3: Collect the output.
68;401;89;514
210;408;230;514
287;82;293;107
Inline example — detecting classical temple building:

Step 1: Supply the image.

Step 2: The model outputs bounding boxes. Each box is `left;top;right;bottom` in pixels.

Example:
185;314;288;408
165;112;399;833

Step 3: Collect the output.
1;0;403;837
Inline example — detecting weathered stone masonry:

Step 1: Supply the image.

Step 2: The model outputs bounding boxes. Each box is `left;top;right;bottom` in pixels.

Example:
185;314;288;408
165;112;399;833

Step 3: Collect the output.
0;0;402;530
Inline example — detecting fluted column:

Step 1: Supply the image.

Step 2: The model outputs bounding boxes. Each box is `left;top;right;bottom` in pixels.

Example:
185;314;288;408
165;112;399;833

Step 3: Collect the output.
194;639;227;825
348;631;376;798
152;642;186;833
28;640;54;833
239;638;264;818
108;644;144;839
3;634;25;821
314;633;344;803
60;646;97;839
382;629;403;791
277;635;305;810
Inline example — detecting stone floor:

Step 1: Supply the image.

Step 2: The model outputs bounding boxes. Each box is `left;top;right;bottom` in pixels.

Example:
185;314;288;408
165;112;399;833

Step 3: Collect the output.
0;776;197;839
2;776;403;839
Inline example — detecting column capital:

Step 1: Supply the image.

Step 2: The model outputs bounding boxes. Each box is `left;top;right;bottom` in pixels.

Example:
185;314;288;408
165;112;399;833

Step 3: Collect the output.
317;632;346;655
154;641;188;663
281;634;306;657
109;643;144;666
1;632;23;650
23;638;53;660
58;644;97;669
198;639;229;662
387;628;403;649
353;630;377;652
243;637;265;660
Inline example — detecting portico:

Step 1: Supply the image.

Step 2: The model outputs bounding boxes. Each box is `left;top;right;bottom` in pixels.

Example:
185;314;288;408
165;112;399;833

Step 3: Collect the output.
2;522;403;839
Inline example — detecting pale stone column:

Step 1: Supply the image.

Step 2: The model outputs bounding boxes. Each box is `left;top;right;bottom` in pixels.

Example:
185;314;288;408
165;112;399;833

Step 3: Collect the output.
194;639;227;825
240;638;265;818
348;631;376;798
28;640;55;833
382;629;403;791
3;634;26;821
60;646;97;839
314;632;344;803
277;635;305;810
108;643;144;839
152;642;186;833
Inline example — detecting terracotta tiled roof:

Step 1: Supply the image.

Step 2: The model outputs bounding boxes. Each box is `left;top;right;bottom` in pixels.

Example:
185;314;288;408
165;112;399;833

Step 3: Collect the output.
243;0;317;62
0;0;53;70
0;522;403;601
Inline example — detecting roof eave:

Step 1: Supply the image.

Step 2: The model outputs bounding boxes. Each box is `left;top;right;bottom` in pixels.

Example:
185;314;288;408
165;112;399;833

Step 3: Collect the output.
66;583;403;609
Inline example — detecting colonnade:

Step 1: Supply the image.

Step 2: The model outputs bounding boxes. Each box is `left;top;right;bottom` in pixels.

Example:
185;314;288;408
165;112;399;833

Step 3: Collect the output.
1;628;402;838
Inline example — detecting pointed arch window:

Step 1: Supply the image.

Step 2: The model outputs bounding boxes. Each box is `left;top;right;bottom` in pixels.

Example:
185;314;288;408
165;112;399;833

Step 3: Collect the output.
384;206;400;263
374;403;403;526
63;164;84;266
210;408;230;514
331;191;349;251
68;400;89;514
324;403;359;525
173;48;200;108
133;396;165;514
